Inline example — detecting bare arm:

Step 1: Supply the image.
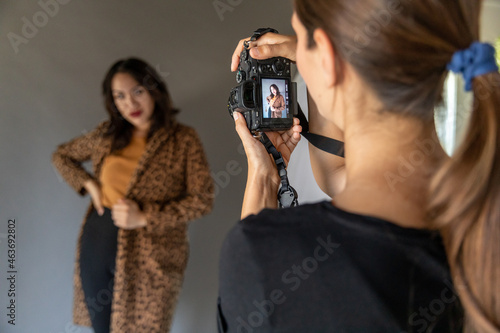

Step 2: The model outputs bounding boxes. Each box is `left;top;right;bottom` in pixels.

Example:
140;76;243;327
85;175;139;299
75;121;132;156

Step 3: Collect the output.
234;113;301;219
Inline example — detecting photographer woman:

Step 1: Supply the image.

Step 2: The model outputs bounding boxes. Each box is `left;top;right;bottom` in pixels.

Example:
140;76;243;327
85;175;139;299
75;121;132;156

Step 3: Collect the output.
266;84;286;118
218;0;499;332
53;58;214;333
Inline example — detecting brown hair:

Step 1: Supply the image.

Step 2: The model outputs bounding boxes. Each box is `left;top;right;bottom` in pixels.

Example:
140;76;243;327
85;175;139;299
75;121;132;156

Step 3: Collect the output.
269;84;281;98
102;57;179;152
294;0;500;331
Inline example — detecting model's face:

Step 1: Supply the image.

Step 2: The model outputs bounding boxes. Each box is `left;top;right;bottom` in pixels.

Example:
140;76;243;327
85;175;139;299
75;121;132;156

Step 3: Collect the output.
111;72;155;134
271;86;277;95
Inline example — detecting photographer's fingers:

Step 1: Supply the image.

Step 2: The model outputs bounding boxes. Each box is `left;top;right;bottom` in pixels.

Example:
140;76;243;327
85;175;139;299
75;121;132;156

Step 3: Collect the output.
250;40;297;63
281;118;302;140
231;37;251;71
231;34;297;71
277;126;301;153
250;33;296;49
250;34;297;60
285;125;302;151
274;119;301;160
233;112;255;145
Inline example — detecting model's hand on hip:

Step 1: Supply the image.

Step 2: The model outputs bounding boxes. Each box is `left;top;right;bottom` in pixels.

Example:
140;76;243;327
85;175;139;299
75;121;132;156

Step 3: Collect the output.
83;179;104;216
112;199;147;229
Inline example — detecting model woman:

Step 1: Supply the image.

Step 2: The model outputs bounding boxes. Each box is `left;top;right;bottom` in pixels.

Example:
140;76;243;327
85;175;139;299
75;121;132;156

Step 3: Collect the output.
53;58;214;333
219;0;499;332
266;84;285;118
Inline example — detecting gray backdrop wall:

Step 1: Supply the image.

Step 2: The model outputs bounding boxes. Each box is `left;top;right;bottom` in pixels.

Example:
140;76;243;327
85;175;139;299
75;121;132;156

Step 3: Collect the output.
3;1;497;332
0;1;321;332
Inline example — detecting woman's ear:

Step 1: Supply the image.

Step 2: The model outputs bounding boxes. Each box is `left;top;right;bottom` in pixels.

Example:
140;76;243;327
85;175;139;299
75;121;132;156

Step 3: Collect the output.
312;28;337;87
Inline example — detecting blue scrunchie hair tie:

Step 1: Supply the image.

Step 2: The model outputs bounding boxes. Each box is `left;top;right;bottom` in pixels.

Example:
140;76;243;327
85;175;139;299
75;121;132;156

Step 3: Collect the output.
447;41;499;91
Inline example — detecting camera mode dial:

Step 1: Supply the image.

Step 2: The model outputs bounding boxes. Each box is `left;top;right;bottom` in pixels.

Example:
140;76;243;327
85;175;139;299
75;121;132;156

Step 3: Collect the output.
236;71;245;83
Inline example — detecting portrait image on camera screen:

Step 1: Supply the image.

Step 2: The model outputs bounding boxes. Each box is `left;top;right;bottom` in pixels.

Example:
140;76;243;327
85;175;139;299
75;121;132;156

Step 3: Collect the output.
262;78;289;119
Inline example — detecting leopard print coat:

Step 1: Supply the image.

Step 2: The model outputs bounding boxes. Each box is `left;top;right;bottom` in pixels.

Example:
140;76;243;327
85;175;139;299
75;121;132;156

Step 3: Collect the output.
52;120;214;332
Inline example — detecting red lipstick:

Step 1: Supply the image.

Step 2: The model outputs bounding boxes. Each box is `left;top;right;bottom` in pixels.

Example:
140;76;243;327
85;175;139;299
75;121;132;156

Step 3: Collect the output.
130;110;142;118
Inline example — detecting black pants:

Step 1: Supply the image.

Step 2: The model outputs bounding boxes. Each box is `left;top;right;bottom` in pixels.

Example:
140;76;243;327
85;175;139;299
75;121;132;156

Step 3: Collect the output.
79;208;118;333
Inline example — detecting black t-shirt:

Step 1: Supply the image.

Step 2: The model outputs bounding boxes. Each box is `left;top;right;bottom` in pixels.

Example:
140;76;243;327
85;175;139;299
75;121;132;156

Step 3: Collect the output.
218;201;463;333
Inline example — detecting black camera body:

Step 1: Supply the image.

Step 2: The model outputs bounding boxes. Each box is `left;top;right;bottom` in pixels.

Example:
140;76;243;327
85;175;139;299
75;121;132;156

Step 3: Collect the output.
228;44;297;133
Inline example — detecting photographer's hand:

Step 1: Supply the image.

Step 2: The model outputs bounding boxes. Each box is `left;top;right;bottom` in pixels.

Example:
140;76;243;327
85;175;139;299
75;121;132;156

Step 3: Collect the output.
233;112;301;219
231;33;297;72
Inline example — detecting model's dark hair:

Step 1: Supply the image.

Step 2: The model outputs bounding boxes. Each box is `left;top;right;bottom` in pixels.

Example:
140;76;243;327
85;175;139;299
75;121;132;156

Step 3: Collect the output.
102;57;179;152
269;84;281;98
295;0;500;331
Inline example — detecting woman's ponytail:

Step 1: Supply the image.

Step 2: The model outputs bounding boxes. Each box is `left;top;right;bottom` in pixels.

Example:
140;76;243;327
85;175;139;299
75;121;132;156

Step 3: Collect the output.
429;70;500;332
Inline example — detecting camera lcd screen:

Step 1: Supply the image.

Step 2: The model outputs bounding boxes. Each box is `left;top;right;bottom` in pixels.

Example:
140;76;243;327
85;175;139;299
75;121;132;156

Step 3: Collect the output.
261;78;290;120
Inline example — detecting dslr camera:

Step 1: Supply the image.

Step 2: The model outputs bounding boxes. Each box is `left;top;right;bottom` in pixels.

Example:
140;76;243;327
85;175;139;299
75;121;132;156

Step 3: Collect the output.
228;30;297;133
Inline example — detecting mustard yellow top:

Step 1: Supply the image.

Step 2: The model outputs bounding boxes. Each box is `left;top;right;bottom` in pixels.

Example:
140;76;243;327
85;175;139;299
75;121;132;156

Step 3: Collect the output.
100;135;147;208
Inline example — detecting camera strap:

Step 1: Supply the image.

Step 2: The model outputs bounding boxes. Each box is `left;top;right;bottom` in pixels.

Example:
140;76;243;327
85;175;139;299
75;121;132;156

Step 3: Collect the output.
296;104;345;158
259;133;298;208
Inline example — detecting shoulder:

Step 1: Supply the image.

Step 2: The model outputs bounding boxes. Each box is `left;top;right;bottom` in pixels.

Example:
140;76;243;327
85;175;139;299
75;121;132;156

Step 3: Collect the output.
151;123;207;157
151;122;198;145
224;201;446;256
95;120;111;132
59;120;111;146
224;202;335;247
174;123;197;137
88;120;111;134
85;120;111;140
172;123;204;145
242;201;329;228
91;120;112;143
